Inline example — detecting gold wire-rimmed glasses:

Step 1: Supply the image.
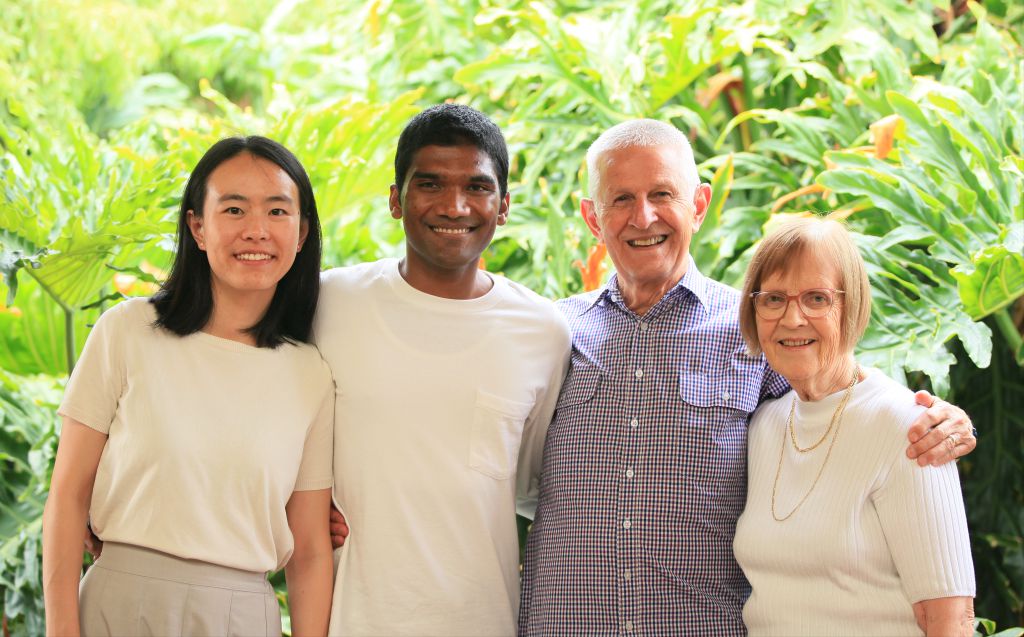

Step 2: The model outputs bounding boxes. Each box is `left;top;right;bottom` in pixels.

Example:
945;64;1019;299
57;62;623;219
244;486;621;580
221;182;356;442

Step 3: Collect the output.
749;288;845;320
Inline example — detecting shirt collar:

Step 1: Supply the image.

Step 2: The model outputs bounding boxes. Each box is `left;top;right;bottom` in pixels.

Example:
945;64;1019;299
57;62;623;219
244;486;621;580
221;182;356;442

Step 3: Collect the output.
585;255;711;315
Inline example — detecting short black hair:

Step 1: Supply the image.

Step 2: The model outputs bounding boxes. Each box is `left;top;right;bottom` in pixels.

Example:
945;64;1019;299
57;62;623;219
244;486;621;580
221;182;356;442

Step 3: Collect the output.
151;136;322;348
394;103;509;197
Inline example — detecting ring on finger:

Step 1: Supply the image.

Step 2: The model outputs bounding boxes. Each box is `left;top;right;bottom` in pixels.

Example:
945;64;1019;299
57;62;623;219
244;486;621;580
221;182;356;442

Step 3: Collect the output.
947;432;960;448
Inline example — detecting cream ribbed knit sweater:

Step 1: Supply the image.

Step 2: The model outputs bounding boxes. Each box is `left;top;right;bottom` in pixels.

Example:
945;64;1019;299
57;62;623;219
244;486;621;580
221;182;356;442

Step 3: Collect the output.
734;367;975;636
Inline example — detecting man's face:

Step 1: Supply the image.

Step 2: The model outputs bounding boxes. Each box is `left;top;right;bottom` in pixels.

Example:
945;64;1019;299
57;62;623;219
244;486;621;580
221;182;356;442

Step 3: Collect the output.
390;144;509;279
581;144;709;297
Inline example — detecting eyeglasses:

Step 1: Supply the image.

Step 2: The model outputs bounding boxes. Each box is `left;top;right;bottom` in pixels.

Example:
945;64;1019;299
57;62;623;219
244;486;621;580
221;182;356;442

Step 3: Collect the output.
749;288;844;320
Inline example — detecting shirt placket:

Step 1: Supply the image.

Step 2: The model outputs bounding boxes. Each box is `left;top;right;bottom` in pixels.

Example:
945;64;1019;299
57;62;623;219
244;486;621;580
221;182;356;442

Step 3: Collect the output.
615;310;653;636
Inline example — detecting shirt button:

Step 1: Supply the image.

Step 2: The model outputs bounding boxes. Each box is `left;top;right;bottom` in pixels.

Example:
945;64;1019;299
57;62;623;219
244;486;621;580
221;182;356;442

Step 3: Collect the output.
625;620;634;632
625;468;635;479
630;418;639;428
639;322;648;332
624;569;632;581
623;519;632;529
722;390;731;402
634;368;644;379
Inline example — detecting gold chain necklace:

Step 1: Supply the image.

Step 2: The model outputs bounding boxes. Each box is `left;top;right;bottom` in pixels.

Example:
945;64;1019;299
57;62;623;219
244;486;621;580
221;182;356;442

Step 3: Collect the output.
771;365;860;522
787;367;859;452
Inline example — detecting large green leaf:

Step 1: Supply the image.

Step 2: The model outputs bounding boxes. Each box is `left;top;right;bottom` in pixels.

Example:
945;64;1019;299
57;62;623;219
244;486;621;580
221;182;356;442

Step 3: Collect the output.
952;224;1024;320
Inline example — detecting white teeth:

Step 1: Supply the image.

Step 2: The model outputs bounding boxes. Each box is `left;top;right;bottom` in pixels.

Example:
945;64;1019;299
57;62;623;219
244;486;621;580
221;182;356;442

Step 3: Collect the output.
432;227;471;234
629;236;666;247
781;339;814;346
236;253;272;261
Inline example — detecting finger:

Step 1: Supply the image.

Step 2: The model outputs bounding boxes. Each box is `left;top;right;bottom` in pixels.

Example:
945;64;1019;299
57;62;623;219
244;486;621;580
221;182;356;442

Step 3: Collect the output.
906;415;945;455
913;389;935;409
330;508;344;524
331;533;345;549
908;420;958;466
933;422;977;466
906;402;942;445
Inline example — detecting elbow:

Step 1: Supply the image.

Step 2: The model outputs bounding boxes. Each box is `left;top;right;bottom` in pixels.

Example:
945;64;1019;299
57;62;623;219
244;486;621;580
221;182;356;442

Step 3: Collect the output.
916;596;975;637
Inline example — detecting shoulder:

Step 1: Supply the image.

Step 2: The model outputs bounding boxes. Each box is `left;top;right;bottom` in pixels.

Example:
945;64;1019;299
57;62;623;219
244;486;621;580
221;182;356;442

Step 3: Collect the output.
851;368;925;436
554;289;603;318
93;296;156;333
494;276;571;345
282;342;334;385
749;391;793;439
700;278;743;321
320;259;390;292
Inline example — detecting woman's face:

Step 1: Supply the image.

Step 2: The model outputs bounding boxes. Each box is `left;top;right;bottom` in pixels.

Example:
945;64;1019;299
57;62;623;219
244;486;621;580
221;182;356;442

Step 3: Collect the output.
188;152;307;307
755;251;849;392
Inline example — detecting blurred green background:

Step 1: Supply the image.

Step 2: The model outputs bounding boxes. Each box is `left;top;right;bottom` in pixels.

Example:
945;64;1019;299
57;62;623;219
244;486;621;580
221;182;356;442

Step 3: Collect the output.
1;0;1021;634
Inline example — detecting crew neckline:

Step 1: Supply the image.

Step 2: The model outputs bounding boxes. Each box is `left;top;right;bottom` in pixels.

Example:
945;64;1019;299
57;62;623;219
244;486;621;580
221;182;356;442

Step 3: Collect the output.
380;258;505;312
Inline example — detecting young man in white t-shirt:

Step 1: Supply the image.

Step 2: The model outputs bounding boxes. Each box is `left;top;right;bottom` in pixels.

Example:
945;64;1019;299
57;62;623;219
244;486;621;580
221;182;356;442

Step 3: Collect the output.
314;104;571;636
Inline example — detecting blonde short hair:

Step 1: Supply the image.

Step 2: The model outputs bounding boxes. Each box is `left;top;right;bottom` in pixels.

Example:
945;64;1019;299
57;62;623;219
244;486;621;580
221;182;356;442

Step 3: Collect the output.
739;216;872;356
585;119;699;200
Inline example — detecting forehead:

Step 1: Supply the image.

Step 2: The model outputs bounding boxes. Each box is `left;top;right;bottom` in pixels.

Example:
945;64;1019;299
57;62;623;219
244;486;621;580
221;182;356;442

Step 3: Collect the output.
405;144;497;182
205;152;298;197
761;249;842;290
596;144;687;191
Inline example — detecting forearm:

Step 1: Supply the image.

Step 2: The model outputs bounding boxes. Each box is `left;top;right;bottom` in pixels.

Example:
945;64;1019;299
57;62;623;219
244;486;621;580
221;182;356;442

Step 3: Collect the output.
913;596;974;637
42;493;90;637
284;546;333;636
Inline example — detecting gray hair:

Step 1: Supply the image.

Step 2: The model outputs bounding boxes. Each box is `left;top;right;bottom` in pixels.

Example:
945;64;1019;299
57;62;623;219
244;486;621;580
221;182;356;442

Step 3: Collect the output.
585;119;699;200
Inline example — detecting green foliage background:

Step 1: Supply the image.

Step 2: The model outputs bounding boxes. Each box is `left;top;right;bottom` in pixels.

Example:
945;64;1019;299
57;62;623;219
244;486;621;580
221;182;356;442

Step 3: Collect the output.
1;0;1021;634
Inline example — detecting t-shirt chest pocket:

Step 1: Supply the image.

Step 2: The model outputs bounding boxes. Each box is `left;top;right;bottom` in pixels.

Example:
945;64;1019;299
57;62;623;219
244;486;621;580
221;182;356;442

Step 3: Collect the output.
469;390;534;480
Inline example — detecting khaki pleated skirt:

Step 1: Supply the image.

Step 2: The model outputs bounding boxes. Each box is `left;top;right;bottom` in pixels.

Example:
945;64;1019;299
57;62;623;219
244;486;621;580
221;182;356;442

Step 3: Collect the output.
79;542;281;637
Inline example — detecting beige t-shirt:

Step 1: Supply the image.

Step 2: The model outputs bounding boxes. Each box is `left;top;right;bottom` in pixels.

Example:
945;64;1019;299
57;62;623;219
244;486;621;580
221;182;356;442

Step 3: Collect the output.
59;298;334;572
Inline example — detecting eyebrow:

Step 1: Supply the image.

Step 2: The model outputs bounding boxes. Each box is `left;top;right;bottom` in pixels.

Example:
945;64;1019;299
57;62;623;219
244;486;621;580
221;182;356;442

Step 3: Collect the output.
217;193;295;204
410;171;497;185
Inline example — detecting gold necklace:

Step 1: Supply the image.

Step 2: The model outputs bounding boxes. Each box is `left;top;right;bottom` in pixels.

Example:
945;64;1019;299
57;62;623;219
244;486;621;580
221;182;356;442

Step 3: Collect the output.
771;365;860;522
787;367;859;452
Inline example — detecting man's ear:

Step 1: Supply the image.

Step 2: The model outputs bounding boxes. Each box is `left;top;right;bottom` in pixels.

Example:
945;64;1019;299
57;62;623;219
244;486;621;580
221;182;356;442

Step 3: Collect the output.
496;192;510;226
691;183;712;231
580;198;604;241
389;184;403;219
186;210;205;249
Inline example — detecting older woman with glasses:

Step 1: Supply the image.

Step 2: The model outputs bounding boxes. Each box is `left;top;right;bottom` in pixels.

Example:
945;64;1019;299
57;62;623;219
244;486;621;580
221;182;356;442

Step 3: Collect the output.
733;217;975;636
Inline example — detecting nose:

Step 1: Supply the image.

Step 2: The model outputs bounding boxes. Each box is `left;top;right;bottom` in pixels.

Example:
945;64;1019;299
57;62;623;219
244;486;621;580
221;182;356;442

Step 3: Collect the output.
628;198;658;229
242;212;270;240
440;188;471;218
778;296;808;327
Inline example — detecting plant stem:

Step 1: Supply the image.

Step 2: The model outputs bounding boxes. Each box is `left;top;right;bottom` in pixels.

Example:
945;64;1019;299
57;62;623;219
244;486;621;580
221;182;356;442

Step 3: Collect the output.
739;55;757;148
64;307;75;376
994;309;1024;365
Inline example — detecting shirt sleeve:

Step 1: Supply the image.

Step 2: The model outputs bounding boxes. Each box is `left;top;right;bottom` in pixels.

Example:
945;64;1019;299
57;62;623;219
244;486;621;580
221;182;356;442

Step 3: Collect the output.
872;409;976;603
515;312;572;520
293;370;335;491
758;363;790;404
57;301;128;434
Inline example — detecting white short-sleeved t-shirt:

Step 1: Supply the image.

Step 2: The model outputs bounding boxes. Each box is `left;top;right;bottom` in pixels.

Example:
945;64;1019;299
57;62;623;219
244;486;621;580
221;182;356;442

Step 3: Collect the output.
314;259;571;636
59;297;334;572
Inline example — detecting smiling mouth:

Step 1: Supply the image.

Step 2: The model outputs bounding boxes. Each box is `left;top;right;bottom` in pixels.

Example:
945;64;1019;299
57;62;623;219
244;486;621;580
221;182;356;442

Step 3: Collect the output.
779;338;815;347
236;253;273;261
431;226;472;235
627;236;667;247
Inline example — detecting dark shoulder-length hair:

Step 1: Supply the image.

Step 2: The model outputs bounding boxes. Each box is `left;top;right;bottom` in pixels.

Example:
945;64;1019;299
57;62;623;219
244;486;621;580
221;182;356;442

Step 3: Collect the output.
151;136;322;348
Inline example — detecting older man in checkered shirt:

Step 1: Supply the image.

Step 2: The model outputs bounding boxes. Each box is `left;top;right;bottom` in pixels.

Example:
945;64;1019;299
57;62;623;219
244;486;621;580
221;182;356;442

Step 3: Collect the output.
518;119;976;636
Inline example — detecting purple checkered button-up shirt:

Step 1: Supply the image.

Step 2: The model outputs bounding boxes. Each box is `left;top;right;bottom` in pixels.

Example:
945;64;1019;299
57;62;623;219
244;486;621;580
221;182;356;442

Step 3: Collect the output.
520;261;788;637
